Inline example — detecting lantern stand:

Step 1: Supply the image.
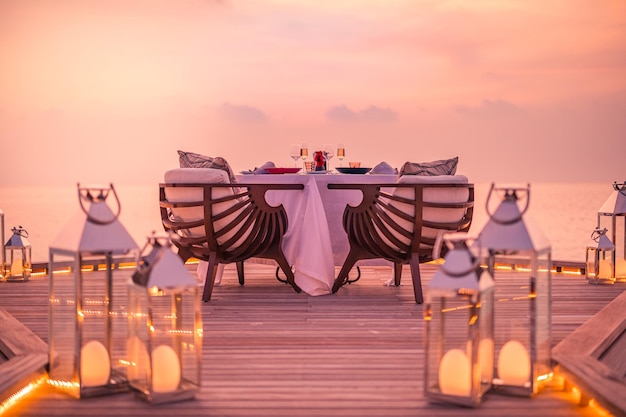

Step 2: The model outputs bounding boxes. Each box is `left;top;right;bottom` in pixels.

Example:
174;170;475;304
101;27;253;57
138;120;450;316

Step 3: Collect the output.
585;227;615;285
48;183;139;398
477;183;553;397
424;233;495;407
597;181;626;282
4;225;32;282
127;233;202;404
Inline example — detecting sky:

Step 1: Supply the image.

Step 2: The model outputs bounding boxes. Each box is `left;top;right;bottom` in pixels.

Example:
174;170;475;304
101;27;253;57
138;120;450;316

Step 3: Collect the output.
1;0;625;186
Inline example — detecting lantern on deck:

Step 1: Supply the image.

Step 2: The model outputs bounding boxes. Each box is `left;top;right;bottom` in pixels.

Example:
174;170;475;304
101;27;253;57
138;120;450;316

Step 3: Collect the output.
597;181;626;282
424;233;494;407
477;183;552;397
586;227;615;285
48;184;139;398
4;225;32;281
127;234;202;404
0;209;5;282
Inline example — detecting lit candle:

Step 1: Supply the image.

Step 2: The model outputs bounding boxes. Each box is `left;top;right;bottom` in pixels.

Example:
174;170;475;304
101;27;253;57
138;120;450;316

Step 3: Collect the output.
497;340;530;386
80;340;111;387
152;345;181;393
615;259;626;278
438;349;471;396
10;258;22;276
598;259;613;278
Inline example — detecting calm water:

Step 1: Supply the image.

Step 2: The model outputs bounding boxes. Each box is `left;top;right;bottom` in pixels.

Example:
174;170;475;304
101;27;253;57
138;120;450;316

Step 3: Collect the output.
0;182;615;263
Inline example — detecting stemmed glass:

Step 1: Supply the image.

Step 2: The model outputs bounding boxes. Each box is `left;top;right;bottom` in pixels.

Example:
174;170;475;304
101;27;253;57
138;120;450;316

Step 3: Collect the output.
337;143;345;167
300;143;309;169
323;144;334;171
290;144;301;168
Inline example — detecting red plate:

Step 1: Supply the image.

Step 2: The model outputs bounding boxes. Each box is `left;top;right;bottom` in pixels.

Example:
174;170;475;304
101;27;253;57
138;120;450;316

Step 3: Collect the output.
265;167;301;174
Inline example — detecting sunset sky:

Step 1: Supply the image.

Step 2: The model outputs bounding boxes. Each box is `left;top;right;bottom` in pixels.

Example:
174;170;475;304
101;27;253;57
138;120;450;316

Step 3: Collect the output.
1;0;625;186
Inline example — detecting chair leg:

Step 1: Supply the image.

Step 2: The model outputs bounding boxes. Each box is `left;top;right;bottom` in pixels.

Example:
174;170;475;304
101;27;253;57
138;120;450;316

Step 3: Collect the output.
408;254;423;304
333;253;358;293
202;253;219;302
393;263;403;286
236;261;245;286
274;254;301;293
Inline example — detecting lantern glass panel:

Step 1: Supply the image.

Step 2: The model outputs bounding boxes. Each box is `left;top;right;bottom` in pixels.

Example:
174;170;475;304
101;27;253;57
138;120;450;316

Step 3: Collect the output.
489;249;552;396
425;283;494;407
598;213;626;282
128;283;201;404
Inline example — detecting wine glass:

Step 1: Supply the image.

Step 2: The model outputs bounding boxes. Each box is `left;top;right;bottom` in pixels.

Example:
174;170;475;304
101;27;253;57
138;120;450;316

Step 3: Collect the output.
290;144;301;167
300;143;309;167
337;143;345;167
323;144;334;171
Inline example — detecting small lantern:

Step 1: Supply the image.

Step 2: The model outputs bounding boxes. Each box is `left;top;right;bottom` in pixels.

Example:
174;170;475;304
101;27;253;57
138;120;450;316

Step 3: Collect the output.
477;183;552;397
48;184;139;398
0;209;5;282
586;227;615;285
424;233;495;407
127;234;202;404
597;181;626;282
4;225;32;281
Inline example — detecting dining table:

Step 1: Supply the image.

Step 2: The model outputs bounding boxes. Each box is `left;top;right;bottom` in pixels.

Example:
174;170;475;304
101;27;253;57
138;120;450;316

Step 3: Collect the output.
229;171;399;296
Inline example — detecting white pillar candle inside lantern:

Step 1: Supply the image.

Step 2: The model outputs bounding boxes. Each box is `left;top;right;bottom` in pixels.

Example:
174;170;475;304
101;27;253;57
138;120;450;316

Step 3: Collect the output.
48;184;139;398
4;225;32;281
424;233;494;407
597;181;626;283
585;227;615;285
477;183;552;397
127;234;202;404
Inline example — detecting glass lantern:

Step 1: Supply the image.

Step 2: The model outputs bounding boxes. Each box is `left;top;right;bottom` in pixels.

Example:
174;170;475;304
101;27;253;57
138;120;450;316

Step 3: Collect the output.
48;184;139;398
477;183;552;397
4;225;32;281
424;233;495;407
128;234;202;404
0;209;5;282
585;227;615;285
597;181;626;282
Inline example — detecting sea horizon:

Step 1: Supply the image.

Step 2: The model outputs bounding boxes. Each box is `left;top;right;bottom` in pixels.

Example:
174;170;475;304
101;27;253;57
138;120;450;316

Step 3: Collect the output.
0;181;617;264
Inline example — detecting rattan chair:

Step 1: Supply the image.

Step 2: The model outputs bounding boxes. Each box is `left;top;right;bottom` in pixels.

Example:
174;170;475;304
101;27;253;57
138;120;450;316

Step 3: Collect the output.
328;178;474;303
160;176;304;301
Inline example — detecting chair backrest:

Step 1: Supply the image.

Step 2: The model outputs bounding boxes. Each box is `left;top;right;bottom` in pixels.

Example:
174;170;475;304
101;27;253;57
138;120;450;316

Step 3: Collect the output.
160;168;303;263
330;176;474;262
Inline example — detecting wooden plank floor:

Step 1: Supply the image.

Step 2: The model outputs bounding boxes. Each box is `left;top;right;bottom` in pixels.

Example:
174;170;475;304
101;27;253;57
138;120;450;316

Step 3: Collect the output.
0;263;624;417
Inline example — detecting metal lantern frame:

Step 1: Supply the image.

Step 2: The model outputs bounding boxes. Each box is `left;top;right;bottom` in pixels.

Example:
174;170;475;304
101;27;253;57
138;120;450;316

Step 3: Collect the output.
477;183;552;397
127;234;202;404
586;227;615;285
4;225;32;282
0;209;4;282
597;181;626;283
424;234;495;407
48;184;139;398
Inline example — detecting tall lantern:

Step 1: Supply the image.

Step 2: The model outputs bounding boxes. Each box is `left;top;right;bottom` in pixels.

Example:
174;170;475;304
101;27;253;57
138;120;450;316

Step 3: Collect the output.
128;234;202;404
48;184;139;398
477;183;552;397
424;233;495;407
4;225;32;281
585;227;615;285
0;209;5;282
597;181;626;282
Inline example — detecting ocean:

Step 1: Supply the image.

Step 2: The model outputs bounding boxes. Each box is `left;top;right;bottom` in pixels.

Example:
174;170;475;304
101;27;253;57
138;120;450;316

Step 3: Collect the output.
0;182;616;263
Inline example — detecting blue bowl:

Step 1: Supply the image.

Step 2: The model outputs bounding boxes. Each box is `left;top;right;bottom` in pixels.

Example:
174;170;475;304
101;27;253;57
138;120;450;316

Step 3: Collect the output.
336;167;371;175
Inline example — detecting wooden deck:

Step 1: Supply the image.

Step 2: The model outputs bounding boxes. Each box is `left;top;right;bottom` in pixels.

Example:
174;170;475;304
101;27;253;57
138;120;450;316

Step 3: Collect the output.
0;262;623;417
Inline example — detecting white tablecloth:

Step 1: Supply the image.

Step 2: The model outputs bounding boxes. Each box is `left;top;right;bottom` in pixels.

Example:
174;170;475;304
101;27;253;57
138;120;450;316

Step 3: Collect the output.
233;173;398;296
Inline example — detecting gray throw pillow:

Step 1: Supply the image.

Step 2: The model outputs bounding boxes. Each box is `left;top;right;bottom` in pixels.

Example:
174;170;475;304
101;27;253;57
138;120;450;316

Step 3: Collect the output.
399;157;458;176
177;150;237;183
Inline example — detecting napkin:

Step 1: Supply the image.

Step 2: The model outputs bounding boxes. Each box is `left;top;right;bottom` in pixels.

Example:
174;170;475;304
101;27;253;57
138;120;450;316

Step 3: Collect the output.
370;161;398;175
255;161;276;174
